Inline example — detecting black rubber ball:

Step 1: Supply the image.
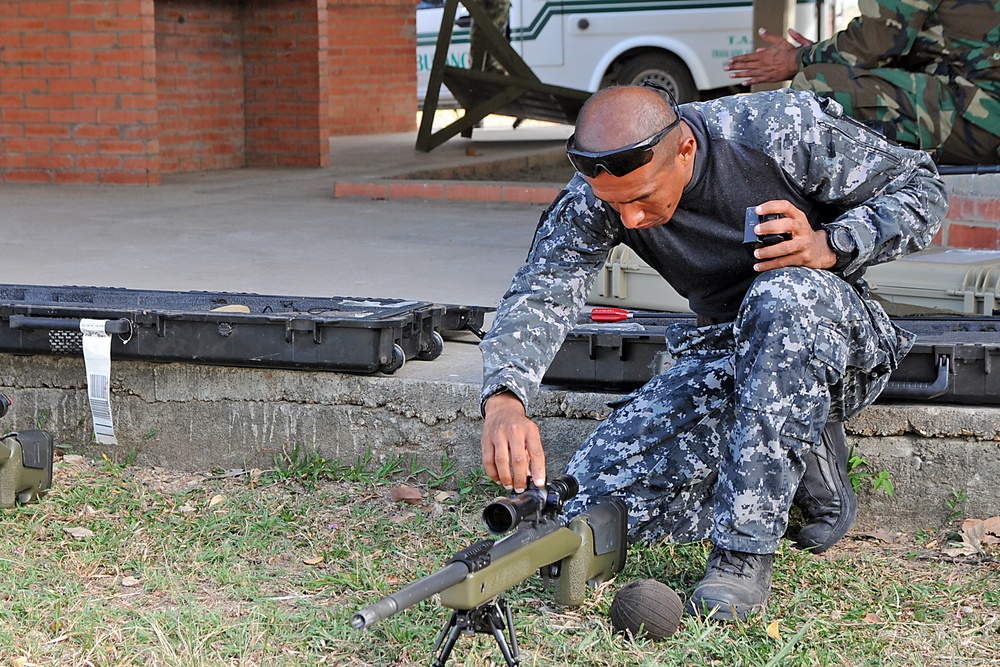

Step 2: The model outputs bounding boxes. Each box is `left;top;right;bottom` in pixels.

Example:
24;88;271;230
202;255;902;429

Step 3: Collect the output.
610;579;683;640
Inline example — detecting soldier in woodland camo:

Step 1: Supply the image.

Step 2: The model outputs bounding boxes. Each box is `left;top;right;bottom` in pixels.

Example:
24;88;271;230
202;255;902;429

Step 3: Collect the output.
468;0;511;75
726;0;1000;165
480;85;946;621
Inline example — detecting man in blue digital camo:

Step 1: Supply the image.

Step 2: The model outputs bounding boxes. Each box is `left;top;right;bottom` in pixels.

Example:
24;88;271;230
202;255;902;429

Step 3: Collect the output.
726;0;1000;165
479;83;947;622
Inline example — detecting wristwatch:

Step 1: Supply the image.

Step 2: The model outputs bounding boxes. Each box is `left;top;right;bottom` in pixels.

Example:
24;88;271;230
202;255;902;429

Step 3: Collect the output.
827;226;857;272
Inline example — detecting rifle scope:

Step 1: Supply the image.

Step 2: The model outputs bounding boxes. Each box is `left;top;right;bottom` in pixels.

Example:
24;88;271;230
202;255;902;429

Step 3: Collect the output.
482;474;579;534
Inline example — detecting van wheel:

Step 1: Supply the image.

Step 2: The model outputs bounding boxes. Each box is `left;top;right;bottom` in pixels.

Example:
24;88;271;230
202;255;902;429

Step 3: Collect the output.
614;53;697;103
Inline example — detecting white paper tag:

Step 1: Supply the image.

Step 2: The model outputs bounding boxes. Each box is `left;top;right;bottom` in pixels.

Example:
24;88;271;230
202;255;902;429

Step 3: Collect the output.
80;318;117;445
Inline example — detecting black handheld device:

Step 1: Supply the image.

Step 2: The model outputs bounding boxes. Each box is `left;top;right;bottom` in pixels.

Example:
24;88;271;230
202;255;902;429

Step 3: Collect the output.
743;207;791;256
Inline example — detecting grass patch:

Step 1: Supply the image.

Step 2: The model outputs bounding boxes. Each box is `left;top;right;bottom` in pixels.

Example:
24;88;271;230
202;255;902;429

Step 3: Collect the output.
1;454;997;666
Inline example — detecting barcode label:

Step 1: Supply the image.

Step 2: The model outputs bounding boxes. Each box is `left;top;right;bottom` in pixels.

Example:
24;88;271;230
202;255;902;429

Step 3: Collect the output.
81;319;118;445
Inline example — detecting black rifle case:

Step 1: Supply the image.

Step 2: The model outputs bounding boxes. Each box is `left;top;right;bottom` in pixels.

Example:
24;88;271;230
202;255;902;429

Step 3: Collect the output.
0;284;452;375
543;315;1000;406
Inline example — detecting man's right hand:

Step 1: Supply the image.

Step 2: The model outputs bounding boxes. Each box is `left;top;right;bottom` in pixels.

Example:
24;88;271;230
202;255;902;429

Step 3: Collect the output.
725;28;811;86
481;391;546;493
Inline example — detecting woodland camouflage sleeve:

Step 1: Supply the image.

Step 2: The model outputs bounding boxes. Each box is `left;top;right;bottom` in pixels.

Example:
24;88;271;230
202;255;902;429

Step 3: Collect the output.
479;175;618;414
797;0;933;70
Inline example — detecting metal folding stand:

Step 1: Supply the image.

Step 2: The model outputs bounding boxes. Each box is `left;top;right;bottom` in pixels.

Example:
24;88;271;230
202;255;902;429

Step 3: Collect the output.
416;0;589;152
430;598;520;667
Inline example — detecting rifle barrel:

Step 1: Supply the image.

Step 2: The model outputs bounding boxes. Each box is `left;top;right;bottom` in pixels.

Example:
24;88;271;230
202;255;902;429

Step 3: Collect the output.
351;561;470;629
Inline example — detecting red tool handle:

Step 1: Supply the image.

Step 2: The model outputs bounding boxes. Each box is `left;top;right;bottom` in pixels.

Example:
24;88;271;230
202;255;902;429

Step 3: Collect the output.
590;307;633;322
590;307;677;322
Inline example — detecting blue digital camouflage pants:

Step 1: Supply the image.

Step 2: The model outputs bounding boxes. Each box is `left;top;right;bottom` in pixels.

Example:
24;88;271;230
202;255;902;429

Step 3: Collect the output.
562;267;913;554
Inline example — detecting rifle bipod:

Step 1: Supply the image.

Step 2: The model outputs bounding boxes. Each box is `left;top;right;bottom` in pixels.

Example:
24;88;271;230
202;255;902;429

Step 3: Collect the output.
430;598;519;667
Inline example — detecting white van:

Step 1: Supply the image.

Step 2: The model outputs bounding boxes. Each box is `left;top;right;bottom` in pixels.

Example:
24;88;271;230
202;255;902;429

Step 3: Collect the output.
417;1;835;106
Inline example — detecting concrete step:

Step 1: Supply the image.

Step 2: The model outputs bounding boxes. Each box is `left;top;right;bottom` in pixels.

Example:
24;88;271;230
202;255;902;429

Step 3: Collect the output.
2;352;998;534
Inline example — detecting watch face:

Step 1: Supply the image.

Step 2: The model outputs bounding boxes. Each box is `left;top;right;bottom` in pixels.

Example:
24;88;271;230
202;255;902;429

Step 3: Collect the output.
832;228;855;253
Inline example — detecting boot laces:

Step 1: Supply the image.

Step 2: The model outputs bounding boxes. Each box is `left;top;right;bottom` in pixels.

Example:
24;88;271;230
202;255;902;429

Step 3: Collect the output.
709;548;759;579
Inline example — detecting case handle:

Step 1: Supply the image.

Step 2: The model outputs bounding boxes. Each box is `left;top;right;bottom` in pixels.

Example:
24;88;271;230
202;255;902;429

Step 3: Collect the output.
882;355;950;400
8;315;132;335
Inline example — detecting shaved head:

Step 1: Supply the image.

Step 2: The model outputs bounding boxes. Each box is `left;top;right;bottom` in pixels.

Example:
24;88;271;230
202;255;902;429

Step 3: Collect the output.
575;85;679;153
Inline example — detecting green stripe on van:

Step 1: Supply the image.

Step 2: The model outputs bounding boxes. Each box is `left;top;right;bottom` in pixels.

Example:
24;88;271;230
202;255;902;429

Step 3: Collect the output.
417;0;814;47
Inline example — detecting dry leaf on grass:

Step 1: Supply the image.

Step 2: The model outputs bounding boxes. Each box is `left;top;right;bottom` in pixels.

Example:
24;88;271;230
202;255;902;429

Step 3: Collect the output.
120;576;141;587
979;516;1000;544
390;485;423;505
942;520;986;557
941;543;980;558
64;527;94;540
766;620;781;640
854;530;902;544
434;490;457;503
862;612;883;624
303;555;325;566
209;494;226;508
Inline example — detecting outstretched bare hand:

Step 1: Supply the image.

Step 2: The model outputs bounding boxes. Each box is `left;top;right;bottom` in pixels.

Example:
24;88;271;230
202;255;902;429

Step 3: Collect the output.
725;28;813;86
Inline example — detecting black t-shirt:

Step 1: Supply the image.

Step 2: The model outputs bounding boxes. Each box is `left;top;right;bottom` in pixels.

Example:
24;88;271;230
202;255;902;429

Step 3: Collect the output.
617;105;843;321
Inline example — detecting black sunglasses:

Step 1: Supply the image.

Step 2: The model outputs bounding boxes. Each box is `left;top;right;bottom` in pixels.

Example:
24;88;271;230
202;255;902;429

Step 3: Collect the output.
566;79;681;178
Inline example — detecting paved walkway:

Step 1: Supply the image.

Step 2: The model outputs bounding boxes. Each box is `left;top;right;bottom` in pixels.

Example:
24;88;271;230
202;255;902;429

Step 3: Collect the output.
0;122;577;385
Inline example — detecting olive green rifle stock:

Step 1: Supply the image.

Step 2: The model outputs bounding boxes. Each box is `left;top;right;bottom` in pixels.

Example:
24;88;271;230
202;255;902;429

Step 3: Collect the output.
0;395;55;508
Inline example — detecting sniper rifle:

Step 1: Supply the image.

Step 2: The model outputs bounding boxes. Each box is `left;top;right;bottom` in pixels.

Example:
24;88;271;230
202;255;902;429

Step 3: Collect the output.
352;474;628;666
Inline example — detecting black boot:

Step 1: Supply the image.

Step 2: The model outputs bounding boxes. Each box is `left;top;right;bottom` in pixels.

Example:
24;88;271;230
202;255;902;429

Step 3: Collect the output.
685;547;773;621
793;421;857;553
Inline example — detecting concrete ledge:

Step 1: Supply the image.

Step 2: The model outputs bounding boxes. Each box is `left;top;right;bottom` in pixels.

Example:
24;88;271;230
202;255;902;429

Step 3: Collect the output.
2;353;998;532
332;144;567;204
333;178;561;205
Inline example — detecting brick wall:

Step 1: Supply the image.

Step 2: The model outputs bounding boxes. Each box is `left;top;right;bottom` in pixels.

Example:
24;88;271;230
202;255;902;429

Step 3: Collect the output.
155;0;244;174
0;0;160;185
0;0;416;183
244;0;329;167
941;196;1000;250
156;0;330;172
329;0;416;136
